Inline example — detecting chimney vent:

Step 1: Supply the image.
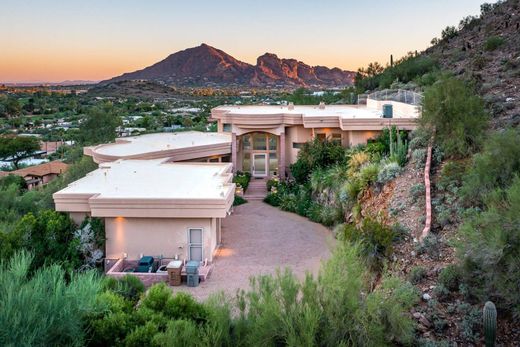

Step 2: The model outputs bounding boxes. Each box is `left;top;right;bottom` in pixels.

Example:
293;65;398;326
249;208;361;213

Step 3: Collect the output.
319;102;325;110
288;102;294;110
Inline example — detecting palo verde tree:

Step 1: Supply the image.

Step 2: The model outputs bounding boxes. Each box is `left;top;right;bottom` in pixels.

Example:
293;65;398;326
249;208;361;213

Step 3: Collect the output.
0;136;41;169
420;76;488;158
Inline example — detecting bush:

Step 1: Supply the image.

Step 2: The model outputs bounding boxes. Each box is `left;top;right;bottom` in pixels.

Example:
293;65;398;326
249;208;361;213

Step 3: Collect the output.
0;251;102;347
484;36;505;51
420;76;488;158
412;148;427;168
358;163;380;188
461;128;520;204
377;161;402;184
233;195;247;206
457;177;520;317
408;266;427;284
410;183;425;203
339;217;394;271
233;171;251;191
438;264;461;292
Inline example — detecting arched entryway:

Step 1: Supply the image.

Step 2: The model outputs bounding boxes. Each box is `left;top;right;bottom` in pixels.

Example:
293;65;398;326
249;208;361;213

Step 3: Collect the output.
238;132;279;178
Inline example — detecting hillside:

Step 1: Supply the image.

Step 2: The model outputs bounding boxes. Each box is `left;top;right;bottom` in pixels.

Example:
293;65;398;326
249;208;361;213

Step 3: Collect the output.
425;0;520;128
102;43;355;88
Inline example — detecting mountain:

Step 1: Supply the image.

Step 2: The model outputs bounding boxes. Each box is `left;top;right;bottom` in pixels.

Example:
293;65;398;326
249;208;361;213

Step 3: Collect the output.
102;44;355;88
424;0;520;128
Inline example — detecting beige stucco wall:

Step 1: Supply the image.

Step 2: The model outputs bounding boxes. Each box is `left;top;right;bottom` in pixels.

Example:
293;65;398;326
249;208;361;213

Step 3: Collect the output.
105;217;219;262
70;212;90;225
285;126;312;164
348;130;380;147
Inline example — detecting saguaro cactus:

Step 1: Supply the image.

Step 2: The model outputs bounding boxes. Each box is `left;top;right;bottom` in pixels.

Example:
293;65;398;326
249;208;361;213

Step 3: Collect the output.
483;301;497;347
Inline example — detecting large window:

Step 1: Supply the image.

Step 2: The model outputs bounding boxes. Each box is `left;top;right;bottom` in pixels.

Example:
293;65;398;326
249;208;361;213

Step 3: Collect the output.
241;132;279;176
222;123;232;132
331;133;342;144
253;134;267;150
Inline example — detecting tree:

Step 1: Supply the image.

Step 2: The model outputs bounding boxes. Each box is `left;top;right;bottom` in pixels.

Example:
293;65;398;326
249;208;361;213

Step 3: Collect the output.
420;76;488;158
0;136;41;169
78;102;122;145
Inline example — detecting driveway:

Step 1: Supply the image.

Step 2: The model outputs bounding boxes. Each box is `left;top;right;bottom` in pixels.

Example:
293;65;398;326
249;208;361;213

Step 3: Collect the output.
173;201;334;301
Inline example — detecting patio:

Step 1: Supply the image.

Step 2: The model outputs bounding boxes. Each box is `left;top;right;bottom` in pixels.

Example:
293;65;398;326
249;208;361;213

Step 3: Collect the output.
173;200;334;301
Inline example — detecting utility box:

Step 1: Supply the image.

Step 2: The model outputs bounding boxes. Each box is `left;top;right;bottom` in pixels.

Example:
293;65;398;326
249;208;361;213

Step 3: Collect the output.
136;256;155;273
166;260;183;286
186;261;200;287
382;104;393;118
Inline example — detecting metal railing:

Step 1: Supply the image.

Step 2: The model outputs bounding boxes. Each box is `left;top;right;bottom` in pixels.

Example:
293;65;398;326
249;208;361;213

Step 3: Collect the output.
366;89;423;106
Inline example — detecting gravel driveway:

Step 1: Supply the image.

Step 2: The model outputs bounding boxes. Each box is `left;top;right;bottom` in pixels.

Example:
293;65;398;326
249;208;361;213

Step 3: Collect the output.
173;201;334;301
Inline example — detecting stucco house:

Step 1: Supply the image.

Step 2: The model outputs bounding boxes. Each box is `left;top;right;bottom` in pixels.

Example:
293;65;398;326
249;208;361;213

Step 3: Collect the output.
210;98;419;179
53;159;234;263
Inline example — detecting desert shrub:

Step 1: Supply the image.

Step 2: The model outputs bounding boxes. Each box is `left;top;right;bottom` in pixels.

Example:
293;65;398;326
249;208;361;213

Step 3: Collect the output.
358;162;380;188
433;284;450;301
152;319;199;347
0;251;102;347
457;177;520;317
437;160;467;191
441;26;458;40
409;134;428;151
233;171;251;191
339;217;394;271
461;128;520;204
438;264;462;292
319;242;418;346
415;234;441;260
412;148;427;168
420;76;488;158
339;179;363;203
117;275;145;303
484;35;505;51
457;302;482;343
408;266;427;284
233;195;247;206
377;161;402;184
409;183;425;202
347;151;370;176
124;322;159;347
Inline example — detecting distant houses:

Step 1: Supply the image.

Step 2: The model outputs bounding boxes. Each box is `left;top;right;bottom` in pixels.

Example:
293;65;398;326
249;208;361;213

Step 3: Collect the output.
0;160;69;190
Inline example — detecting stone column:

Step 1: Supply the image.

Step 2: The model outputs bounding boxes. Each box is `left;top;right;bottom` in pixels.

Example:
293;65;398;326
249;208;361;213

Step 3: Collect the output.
279;132;286;180
231;132;237;174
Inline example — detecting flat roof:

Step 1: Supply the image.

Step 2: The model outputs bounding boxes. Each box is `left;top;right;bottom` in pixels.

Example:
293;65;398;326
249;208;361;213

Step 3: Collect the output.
95;131;231;157
213;104;415;119
53;159;235;218
56;159;232;200
85;131;232;163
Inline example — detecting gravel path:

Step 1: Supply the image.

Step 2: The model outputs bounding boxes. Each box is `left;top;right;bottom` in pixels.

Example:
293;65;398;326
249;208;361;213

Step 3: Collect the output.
173;201;334;301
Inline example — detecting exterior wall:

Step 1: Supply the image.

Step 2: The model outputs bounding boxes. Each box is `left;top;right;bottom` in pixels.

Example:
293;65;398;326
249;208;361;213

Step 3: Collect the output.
285;126;312;164
70;212;90;225
348;130;380;147
105;217;217;262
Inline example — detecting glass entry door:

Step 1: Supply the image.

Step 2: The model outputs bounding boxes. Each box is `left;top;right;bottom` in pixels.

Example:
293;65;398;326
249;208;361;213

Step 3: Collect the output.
252;153;267;177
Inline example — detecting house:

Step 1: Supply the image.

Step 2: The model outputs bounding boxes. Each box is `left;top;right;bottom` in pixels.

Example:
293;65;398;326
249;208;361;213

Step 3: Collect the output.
53;159;234;263
210;97;420;179
2;160;69;189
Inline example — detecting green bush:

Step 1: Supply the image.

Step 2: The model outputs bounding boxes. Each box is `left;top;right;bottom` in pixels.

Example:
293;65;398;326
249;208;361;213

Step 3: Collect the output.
438;264;461;292
412;148;427;168
233;171;251;191
0;251;102;347
408;266;427;284
233;195;247;206
420;76;488;158
377;161;402;184
339;217;394;271
101;274;145;304
359;163;380;188
457;177;520;317
461;128;520;204
484;36;505;51
409;183;425;203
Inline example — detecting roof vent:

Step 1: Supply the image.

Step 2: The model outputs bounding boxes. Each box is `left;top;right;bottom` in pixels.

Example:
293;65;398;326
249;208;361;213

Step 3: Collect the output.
319;102;325;110
288;102;294;110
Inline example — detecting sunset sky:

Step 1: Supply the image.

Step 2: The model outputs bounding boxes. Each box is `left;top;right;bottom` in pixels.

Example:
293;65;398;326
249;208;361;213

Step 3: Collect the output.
0;0;494;83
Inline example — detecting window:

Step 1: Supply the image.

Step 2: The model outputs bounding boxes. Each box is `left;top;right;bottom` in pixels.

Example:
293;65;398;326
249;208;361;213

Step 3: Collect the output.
253;134;267;150
316;133;326;141
188;228;203;262
222;123;232;132
242;153;251;173
269;152;278;175
268;135;277;150
331;133;342;144
292;142;304;149
242;134;251;150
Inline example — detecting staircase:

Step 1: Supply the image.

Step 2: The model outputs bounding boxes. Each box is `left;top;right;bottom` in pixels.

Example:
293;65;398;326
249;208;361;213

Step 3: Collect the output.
244;178;268;201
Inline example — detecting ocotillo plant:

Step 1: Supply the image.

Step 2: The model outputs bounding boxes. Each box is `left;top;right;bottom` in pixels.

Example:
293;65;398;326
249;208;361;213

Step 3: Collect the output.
483;301;497;347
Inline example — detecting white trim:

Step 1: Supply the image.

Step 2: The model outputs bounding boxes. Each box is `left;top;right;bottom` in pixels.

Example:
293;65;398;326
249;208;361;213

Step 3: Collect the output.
187;227;204;262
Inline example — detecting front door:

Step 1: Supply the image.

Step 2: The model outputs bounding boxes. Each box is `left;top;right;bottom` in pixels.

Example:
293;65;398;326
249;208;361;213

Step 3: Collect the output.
252;153;267;177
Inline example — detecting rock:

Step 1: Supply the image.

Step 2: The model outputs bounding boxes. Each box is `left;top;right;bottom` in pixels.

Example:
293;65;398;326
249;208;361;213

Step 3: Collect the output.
419;316;432;328
413;312;422;319
422;293;432;301
506;97;515;102
411;251;416;257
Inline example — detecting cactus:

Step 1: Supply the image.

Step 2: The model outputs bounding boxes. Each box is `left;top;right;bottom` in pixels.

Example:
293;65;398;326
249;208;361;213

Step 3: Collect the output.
389;126;408;166
483;301;497;347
